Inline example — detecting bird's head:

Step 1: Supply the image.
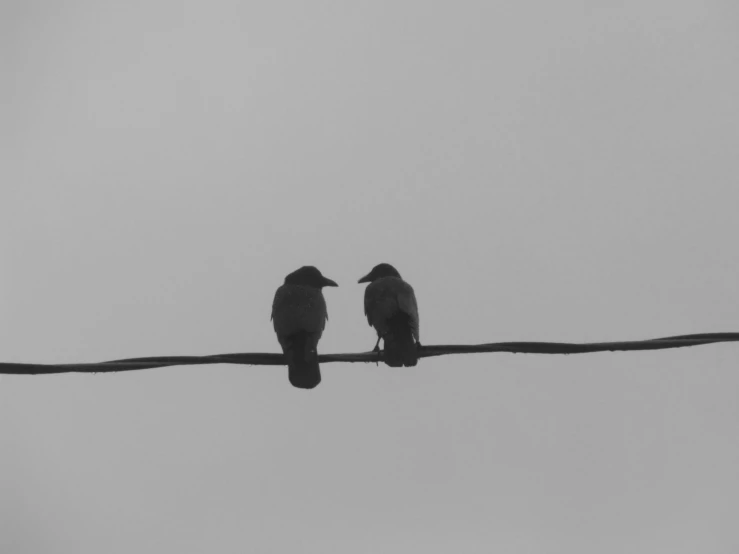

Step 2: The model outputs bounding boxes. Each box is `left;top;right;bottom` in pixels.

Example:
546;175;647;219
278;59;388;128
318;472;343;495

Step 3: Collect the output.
358;263;401;283
284;266;339;288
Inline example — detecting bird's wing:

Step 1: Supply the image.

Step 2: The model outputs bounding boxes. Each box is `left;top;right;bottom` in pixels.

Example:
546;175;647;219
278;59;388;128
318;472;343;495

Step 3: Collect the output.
396;283;420;342
363;288;373;326
364;281;395;327
271;284;284;323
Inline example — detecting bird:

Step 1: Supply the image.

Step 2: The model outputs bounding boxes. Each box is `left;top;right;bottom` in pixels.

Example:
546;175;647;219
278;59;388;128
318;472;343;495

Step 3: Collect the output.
358;263;420;367
271;266;338;389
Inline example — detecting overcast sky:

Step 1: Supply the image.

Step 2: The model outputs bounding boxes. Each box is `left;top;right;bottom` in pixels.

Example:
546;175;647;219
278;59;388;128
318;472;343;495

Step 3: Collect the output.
2;1;739;552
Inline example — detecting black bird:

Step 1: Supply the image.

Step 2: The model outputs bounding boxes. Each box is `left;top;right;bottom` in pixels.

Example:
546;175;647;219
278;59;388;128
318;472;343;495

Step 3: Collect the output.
358;263;420;367
272;266;338;389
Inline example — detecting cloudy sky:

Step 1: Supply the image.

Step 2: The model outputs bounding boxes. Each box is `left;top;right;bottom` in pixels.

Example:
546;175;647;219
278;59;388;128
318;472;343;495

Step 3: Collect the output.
2;1;739;552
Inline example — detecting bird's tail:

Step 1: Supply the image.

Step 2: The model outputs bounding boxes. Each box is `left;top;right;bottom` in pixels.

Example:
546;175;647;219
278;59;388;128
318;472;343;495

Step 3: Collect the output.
383;314;418;367
285;332;321;389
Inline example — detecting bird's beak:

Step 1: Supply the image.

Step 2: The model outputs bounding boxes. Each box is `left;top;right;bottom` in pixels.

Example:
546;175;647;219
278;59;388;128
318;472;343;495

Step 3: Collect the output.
357;273;372;284
322;277;339;287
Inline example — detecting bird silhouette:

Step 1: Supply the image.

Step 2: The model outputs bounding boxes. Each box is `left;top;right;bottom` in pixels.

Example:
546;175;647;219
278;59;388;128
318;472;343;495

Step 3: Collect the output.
358;263;420;367
272;266;338;388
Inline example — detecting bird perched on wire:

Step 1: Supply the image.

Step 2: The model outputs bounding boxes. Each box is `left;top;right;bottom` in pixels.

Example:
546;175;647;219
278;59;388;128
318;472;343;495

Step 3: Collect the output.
272;266;338;389
358;263;420;367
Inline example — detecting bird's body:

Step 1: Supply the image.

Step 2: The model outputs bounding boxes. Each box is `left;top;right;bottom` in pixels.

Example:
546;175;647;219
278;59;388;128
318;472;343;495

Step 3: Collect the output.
272;266;338;389
359;264;419;367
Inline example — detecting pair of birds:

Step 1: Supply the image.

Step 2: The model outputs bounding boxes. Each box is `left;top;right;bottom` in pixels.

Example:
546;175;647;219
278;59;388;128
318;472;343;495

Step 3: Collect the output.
271;263;420;389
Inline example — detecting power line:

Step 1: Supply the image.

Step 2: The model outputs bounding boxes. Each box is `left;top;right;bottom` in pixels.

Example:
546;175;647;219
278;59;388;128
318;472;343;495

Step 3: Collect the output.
1;332;737;375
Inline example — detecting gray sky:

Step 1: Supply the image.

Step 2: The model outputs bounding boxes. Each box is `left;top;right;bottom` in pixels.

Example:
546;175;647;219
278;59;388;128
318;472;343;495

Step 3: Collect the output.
2;1;739;552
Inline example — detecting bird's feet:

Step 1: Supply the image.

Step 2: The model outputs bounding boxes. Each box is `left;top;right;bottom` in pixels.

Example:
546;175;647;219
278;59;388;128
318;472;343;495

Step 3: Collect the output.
372;336;383;365
370;343;383;366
